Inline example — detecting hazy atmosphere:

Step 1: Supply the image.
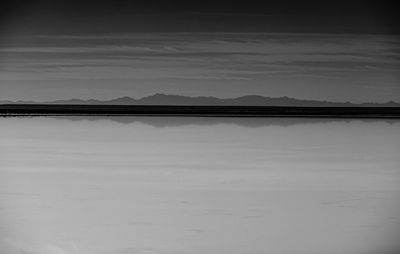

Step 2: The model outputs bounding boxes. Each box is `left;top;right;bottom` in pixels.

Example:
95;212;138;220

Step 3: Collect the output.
1;33;399;103
1;0;399;103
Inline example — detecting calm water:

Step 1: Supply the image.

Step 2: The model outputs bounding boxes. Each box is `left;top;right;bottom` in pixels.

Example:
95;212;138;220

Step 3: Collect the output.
1;117;400;254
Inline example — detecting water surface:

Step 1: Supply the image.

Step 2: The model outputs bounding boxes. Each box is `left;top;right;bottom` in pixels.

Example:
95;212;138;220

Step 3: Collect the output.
1;117;400;254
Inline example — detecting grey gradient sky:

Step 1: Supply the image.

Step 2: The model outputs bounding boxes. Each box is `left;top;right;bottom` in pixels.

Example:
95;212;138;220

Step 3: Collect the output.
1;33;399;103
0;1;399;102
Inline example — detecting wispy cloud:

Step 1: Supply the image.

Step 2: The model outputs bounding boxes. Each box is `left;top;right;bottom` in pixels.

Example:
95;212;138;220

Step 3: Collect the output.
1;33;399;102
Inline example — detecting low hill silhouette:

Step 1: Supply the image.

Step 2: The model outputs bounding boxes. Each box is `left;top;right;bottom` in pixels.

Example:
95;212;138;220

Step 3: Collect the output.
1;94;399;107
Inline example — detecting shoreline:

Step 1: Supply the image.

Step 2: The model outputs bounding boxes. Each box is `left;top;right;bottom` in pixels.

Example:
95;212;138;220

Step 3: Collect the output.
1;105;400;119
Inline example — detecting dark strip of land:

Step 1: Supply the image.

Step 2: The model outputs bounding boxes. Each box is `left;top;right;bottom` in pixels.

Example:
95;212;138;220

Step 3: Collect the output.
1;104;400;118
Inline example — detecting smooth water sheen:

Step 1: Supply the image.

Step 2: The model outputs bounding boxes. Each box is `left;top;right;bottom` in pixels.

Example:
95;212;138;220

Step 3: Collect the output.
1;116;400;254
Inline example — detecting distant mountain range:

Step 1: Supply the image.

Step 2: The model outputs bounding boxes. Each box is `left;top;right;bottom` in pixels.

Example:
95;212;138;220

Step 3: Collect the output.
1;94;399;107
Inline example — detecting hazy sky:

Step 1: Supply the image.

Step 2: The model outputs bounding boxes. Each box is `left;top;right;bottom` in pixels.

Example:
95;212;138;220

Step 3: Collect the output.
0;1;399;102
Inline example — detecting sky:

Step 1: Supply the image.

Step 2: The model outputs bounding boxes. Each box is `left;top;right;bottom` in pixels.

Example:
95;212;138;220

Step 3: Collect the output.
0;0;399;102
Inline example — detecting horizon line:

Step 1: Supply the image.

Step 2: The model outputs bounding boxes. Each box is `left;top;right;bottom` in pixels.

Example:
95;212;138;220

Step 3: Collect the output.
1;93;399;105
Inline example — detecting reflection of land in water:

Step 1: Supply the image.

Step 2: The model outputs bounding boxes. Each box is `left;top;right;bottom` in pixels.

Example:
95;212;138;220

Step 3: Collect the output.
1;116;400;254
42;116;400;128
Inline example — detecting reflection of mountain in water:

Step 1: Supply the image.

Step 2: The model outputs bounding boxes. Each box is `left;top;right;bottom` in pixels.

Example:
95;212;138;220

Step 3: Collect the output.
47;116;400;128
